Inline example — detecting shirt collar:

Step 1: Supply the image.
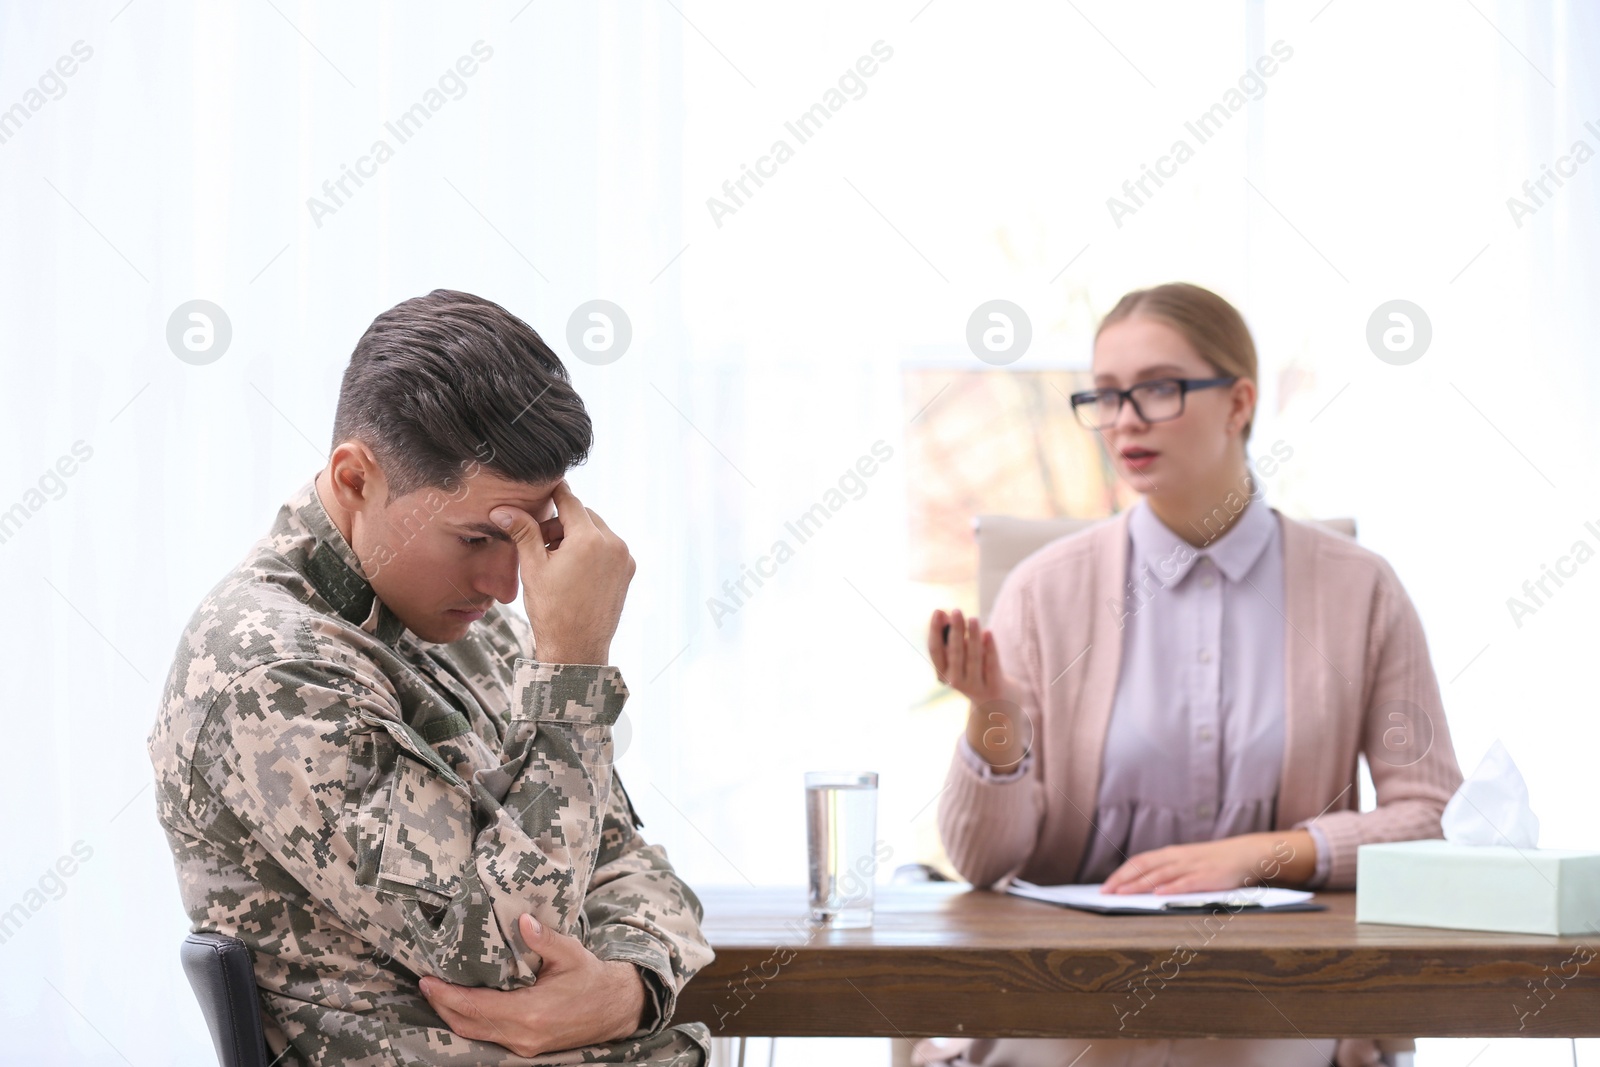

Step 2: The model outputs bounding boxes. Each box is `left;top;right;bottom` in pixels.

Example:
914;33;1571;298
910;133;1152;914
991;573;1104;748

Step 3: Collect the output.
276;477;409;645
1128;490;1277;585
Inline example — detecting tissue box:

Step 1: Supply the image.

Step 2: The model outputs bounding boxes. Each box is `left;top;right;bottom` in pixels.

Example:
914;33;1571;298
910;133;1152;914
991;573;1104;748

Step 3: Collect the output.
1357;840;1600;936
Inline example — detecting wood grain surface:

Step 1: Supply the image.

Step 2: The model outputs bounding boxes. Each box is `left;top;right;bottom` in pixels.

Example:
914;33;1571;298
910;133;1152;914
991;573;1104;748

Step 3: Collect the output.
674;884;1600;1039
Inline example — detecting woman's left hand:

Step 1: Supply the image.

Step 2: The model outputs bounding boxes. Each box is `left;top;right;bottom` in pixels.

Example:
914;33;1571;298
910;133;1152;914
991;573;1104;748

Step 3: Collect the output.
1101;830;1314;894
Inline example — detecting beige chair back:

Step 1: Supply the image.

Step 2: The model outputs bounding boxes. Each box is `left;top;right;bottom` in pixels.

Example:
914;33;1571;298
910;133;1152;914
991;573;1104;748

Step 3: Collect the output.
974;513;1356;618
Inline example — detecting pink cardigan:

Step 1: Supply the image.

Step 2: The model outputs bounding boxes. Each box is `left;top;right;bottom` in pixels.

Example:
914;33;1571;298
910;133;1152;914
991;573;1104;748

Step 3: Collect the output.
937;508;1464;891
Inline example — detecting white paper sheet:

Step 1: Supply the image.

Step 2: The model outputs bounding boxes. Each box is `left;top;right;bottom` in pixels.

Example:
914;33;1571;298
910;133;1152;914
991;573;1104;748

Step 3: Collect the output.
1006;879;1315;911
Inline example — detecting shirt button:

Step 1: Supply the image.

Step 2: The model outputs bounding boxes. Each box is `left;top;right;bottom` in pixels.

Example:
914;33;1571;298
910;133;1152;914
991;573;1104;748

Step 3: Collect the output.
1201;573;1216;588
1197;648;1212;663
1197;803;1214;819
1198;727;1214;742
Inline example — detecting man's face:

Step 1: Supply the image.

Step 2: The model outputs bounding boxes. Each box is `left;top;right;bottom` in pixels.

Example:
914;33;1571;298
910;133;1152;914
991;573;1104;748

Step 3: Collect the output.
349;465;561;644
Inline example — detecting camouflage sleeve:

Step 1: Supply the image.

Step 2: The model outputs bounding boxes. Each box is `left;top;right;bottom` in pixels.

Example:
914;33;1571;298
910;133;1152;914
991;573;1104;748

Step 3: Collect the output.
197;654;627;989
581;772;715;1037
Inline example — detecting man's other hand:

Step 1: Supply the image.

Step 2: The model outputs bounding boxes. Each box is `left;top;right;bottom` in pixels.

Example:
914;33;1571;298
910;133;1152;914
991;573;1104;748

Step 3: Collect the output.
419;913;649;1058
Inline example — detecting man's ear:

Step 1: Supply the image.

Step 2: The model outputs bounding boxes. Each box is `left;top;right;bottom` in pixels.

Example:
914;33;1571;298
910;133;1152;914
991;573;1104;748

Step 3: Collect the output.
326;441;387;512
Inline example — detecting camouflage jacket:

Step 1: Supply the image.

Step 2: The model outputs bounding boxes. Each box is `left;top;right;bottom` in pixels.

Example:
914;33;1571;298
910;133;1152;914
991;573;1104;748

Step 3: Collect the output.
148;479;712;1066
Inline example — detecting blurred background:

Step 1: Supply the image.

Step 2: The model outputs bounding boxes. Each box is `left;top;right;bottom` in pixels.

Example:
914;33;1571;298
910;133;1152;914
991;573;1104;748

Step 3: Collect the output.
2;1;1598;1063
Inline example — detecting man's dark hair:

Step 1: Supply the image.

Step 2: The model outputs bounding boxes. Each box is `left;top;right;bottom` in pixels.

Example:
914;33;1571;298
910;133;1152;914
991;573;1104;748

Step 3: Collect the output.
331;289;592;499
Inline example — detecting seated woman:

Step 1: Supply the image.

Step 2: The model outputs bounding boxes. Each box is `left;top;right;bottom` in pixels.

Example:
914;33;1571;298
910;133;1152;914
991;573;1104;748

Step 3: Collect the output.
917;283;1464;1067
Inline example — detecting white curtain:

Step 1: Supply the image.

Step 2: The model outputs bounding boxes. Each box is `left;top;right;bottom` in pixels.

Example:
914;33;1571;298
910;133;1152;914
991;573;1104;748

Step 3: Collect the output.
2;2;1595;1063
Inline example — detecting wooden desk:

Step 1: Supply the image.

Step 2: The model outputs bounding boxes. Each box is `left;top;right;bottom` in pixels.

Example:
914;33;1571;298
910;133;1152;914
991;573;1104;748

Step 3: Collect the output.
675;884;1600;1039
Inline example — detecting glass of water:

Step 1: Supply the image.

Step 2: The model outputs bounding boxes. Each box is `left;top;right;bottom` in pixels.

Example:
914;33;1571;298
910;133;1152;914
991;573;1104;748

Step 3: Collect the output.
804;771;880;928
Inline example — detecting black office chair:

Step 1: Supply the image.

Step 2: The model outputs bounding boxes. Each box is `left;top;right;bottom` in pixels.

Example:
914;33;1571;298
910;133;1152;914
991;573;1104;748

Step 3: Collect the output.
180;932;272;1067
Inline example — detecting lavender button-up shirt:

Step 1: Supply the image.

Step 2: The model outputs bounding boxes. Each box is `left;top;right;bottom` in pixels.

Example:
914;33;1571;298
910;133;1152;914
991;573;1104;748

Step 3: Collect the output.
961;493;1332;887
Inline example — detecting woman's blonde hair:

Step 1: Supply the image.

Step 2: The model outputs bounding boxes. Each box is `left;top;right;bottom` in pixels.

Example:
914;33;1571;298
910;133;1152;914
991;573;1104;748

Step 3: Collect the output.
1095;282;1258;440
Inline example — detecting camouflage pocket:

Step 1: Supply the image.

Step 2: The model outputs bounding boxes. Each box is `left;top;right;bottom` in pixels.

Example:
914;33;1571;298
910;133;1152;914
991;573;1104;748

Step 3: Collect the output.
376;756;472;902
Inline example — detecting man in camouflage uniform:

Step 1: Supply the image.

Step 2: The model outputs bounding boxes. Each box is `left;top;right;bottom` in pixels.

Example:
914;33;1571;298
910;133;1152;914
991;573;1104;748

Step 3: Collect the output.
149;290;713;1065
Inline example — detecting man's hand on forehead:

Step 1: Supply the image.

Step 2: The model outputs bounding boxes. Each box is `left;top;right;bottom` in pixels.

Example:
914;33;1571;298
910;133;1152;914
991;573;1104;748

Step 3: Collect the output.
490;479;633;666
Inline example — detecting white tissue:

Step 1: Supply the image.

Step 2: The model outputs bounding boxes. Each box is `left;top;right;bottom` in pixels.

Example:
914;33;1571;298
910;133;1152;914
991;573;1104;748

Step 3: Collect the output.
1441;739;1540;848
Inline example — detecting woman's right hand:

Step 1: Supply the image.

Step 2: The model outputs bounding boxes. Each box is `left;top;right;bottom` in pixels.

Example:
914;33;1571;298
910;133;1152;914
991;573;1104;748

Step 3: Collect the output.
927;608;1004;704
929;609;1032;772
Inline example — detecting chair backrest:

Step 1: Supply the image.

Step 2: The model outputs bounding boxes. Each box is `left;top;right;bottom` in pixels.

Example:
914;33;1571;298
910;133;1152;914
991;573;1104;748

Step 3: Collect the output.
180;932;271;1067
974;513;1357;618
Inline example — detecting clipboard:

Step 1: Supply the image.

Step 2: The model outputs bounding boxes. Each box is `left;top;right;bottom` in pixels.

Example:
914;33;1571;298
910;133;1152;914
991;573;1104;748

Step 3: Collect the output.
1005;879;1327;915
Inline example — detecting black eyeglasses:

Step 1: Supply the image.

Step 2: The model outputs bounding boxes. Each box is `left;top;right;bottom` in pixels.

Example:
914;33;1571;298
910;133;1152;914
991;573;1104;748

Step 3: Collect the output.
1068;377;1237;430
